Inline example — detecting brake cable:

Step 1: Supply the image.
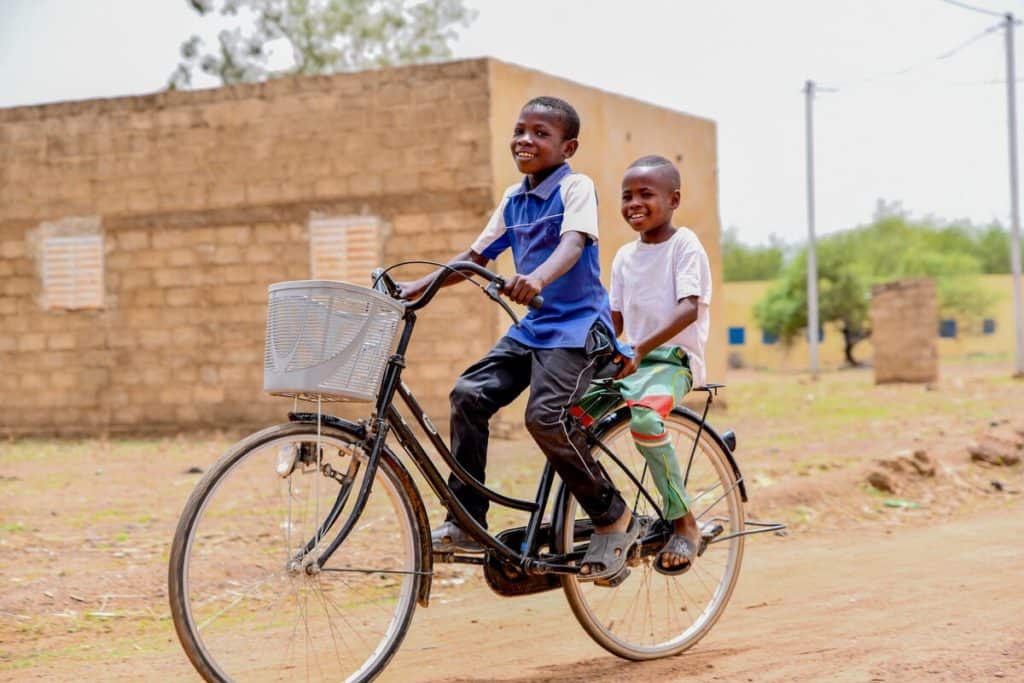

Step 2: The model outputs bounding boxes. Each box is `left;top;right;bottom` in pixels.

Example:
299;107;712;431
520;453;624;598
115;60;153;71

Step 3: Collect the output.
372;260;523;326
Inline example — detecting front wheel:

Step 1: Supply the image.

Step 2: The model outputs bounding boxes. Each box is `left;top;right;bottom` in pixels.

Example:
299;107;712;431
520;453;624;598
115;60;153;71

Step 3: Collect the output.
168;422;424;682
557;407;746;660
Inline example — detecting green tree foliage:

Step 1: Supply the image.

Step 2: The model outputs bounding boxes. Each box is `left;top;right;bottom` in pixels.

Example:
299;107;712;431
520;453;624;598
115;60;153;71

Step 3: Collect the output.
973;224;1013;274
753;211;1004;366
169;0;476;88
754;243;871;366
721;227;786;282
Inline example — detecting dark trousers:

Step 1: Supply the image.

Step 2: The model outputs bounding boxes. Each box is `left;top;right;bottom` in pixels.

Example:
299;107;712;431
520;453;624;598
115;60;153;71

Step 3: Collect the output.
446;334;626;528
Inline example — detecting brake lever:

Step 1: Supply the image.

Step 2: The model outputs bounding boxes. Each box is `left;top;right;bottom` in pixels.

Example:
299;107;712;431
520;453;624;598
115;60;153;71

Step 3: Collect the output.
484;279;521;327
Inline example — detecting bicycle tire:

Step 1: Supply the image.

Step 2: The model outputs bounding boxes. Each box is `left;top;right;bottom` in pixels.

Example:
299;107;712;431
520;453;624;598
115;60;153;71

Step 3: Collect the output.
169;421;425;682
556;407;746;660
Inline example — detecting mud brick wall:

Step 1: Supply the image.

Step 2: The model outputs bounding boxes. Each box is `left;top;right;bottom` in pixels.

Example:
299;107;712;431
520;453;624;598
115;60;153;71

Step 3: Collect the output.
0;60;496;435
870;278;938;384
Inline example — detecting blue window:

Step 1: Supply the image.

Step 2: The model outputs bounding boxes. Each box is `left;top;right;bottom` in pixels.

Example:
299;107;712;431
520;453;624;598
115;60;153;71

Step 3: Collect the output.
728;326;746;345
983;318;996;335
762;330;779;345
939;319;957;339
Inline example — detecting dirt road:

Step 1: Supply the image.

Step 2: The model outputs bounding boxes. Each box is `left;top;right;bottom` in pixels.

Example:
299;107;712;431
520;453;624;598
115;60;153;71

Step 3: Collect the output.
4;362;1022;681
381;500;1024;682
30;498;1019;682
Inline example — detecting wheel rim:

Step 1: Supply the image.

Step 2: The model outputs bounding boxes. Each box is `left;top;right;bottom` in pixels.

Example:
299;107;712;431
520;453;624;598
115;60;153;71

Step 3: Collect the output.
175;430;419;682
561;413;745;657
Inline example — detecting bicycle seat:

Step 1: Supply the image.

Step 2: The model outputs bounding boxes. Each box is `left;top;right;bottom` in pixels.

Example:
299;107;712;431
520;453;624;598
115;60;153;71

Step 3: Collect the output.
592;355;623;381
586;324;622;381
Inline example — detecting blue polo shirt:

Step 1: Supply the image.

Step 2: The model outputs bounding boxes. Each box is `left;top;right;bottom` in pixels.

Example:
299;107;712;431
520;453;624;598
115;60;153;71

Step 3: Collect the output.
471;163;627;354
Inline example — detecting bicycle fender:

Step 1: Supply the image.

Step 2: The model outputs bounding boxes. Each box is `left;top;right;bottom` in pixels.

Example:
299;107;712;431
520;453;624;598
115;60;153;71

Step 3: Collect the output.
289;411;367;436
376;444;434;608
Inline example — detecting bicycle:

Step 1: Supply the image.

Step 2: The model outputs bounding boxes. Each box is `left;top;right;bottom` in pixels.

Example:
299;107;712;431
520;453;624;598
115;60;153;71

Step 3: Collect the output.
168;261;781;682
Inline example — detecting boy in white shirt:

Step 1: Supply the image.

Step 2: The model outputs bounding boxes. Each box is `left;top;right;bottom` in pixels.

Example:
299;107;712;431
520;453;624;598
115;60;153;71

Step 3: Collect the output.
573;154;711;575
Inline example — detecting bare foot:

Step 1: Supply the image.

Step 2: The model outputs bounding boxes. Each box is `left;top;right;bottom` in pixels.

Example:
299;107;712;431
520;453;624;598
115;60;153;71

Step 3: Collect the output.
578;510;633;576
659;511;701;570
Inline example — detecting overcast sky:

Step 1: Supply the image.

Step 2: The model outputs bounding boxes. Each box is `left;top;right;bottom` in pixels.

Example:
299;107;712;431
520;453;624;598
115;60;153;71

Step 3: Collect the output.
3;0;1024;244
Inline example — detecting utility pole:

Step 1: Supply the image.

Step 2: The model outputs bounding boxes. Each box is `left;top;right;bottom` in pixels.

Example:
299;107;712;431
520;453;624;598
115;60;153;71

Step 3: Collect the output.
804;79;821;378
1004;13;1024;376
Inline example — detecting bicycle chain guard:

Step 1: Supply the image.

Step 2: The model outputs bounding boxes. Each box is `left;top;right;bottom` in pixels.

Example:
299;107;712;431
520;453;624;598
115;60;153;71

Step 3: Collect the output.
482;525;561;598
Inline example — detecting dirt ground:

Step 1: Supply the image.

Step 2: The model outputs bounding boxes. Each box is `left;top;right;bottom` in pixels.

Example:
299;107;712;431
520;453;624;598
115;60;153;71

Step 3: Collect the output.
2;359;1023;681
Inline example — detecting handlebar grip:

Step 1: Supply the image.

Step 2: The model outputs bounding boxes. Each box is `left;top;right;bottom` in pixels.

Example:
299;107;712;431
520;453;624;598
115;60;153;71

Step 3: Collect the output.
528;294;544;309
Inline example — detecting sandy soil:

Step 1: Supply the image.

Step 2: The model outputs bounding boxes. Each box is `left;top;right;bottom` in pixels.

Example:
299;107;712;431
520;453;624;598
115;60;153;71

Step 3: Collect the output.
2;360;1023;681
388;503;1024;682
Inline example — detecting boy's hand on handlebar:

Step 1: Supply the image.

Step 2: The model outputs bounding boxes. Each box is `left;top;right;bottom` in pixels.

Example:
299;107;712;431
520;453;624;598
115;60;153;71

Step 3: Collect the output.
503;274;544;306
395;280;427;301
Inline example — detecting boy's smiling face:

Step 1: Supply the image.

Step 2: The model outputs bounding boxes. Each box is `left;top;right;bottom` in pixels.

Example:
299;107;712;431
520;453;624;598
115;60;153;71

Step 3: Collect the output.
510;105;578;182
621;165;680;239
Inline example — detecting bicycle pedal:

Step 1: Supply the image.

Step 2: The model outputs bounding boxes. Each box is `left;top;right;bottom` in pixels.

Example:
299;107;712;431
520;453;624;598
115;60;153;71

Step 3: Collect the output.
594;567;630;588
701;521;725;541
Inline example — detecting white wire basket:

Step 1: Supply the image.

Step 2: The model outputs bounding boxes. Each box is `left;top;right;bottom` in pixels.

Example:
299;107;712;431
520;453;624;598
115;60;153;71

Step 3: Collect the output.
263;280;404;402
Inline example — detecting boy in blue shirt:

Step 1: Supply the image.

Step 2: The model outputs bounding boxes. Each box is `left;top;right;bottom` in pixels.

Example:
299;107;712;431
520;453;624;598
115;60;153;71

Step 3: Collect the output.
398;96;637;583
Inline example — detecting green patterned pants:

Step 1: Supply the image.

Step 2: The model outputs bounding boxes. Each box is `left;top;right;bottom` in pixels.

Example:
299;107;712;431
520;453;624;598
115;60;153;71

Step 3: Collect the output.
572;347;693;520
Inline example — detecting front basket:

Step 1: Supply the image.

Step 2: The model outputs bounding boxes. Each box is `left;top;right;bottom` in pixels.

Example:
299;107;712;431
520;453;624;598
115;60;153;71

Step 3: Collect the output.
263;280;404;402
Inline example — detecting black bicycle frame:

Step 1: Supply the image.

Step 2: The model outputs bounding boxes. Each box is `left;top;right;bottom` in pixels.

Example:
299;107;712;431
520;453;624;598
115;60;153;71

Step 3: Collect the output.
308;305;574;575
311;262;675;575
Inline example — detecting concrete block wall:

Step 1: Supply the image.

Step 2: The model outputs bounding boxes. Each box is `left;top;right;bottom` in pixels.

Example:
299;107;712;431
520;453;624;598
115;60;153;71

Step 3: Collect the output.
870;278;938;384
0;60;497;435
1;57;725;436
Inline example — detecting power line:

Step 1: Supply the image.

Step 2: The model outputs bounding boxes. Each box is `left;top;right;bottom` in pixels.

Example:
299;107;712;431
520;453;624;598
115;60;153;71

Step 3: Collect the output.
824;21;1004;91
938;0;1007;18
935;22;1004;60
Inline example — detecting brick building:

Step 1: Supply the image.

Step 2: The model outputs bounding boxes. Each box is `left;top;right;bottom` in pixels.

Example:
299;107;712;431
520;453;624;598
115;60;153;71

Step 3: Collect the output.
0;58;724;436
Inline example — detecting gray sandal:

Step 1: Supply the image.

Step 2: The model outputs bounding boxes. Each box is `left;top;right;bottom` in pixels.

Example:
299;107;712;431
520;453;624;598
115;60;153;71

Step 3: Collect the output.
578;517;640;586
653;533;707;576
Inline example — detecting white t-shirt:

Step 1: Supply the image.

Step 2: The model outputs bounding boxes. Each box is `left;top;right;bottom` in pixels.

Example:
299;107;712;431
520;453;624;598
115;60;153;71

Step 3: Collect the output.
609;227;713;388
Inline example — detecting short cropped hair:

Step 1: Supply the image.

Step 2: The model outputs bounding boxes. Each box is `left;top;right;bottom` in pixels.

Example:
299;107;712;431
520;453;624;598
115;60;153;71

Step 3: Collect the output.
628;154;681;189
523;96;580;140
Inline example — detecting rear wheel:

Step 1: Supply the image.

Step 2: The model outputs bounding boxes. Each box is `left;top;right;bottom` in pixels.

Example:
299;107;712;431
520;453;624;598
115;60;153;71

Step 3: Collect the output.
169;422;423;682
557;408;745;659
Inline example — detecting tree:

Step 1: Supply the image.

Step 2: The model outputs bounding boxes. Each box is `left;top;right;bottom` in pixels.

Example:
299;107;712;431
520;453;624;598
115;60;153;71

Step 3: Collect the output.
721;227;786;282
754;243;870;366
754;213;998;366
973;223;1012;274
169;0;476;89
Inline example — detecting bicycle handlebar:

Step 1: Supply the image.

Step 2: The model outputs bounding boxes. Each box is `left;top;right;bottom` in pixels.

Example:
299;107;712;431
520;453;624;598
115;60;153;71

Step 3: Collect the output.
372;262;544;315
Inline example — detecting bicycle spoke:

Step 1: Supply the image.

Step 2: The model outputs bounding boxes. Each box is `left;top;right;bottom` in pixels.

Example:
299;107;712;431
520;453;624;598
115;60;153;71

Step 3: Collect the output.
310;578;357;671
316;580;379;652
321;567;424;576
196;574;280;630
641;564;655;639
284;582;303;678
